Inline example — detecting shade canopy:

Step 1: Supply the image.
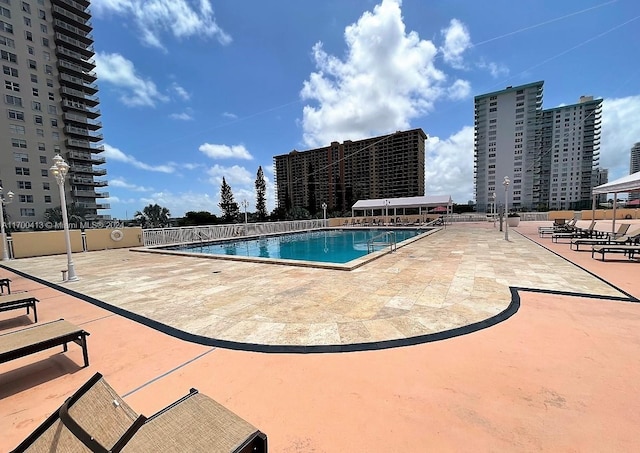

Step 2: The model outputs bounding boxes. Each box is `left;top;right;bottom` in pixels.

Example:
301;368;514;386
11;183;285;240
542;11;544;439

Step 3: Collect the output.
592;171;640;195
351;195;452;211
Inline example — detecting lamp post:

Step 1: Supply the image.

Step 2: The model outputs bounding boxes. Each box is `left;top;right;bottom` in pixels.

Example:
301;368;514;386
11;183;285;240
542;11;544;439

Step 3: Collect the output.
321;202;327;226
383;199;390;224
0;186;15;261
503;176;510;241
50;154;78;281
492;192;496;227
240;199;249;226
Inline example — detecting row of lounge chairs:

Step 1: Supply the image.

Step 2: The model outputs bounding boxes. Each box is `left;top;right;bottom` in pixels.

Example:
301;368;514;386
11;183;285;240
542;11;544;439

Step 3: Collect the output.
1;276;268;452
342;217;443;227
538;220;640;262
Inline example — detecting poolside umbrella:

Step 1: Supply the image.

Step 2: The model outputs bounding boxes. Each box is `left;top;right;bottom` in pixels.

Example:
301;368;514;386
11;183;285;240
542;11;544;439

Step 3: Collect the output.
626;199;640;206
430;206;448;213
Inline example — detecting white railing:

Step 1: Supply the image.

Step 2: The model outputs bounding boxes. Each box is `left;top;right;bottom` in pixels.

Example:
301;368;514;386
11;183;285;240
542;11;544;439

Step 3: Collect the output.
142;219;326;247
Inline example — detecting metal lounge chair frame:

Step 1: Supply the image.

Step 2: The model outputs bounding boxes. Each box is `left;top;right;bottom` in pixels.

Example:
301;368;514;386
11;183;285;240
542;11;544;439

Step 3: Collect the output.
0;292;39;322
551;220;599;243
0;319;89;368
570;229;638;251
0;277;11;294
538;218;577;237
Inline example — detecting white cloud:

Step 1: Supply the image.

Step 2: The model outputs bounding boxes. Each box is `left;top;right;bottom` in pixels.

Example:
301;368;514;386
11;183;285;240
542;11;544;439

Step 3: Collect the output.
95;52;168;107
223;112;238;119
104;143;175;173
199;143;253;160
108;177;154;192
439;19;471;69
171;82;190;100
182;162;204;170
447;79;471;100
170;111;194;121
425;126;475;203
600;95;640;180
207;164;253;187
92;0;231;50
300;0;462;147
476;59;509;78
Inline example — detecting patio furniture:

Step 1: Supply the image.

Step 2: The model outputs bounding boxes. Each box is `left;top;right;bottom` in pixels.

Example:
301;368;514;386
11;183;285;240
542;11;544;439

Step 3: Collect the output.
607;223;631;239
538;218;577;237
0;319;90;368
551;221;599;243
0;292;39;322
1;278;10;294
570;232;639;252
12;372;268;453
591;244;640;261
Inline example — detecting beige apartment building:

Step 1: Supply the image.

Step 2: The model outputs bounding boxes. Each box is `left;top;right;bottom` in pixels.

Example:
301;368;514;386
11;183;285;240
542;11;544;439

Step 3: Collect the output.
274;128;426;214
1;0;107;225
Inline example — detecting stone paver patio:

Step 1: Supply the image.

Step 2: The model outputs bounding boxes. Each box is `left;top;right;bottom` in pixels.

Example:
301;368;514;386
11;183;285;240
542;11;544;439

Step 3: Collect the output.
4;224;628;350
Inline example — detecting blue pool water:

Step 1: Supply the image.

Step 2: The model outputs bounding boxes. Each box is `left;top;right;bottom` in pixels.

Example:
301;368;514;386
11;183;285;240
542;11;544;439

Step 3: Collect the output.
170;229;426;264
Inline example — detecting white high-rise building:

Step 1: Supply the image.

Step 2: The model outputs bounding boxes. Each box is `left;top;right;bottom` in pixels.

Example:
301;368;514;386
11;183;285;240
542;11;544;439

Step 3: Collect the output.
540;96;602;210
474;81;543;212
0;0;108;224
474;82;603;212
630;142;640;201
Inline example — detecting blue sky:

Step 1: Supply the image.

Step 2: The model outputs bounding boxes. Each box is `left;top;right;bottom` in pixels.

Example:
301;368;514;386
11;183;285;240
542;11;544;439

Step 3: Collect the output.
90;0;640;219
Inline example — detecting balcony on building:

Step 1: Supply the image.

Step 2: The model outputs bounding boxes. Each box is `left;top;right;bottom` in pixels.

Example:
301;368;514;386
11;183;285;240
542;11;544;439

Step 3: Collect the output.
54;32;94;57
73;188;101;198
61;99;100;118
67;149;106;164
51;0;91;18
65;125;103;142
57;56;97;79
56;46;98;72
66;139;104;155
71;176;107;187
69;164;107;176
63;112;101;130
53;19;93;44
52;4;92;31
59;72;98;95
60;86;99;106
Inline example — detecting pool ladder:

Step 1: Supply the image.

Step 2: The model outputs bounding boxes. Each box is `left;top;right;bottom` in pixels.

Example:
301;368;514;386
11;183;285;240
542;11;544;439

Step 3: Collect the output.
367;231;397;253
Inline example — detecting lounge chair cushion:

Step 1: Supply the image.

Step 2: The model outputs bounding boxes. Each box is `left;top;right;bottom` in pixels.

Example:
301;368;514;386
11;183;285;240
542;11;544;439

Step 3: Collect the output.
122;393;267;453
16;373;142;453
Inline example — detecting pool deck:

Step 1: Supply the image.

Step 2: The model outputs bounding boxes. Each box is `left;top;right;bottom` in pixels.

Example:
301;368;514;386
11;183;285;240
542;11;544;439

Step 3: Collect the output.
1;220;640;451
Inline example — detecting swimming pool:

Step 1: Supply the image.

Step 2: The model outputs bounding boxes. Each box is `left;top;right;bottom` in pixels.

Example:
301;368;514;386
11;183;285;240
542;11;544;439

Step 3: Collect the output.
166;228;428;264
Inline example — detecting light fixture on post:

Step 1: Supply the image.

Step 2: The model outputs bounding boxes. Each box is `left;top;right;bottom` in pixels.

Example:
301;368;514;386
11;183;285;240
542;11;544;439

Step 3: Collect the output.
0;186;15;261
503;176;510;241
321;202;327;226
50;154;78;281
240;199;249;227
383;199;390;223
492;192;496;227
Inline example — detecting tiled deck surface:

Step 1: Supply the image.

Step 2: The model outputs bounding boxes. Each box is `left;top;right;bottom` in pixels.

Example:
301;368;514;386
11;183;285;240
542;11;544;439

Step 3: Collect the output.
1;220;640;451
0;224;629;349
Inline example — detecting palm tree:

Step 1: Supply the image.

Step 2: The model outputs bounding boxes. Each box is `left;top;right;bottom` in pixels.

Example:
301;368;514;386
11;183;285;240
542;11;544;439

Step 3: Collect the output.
44;203;90;228
134;204;171;228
